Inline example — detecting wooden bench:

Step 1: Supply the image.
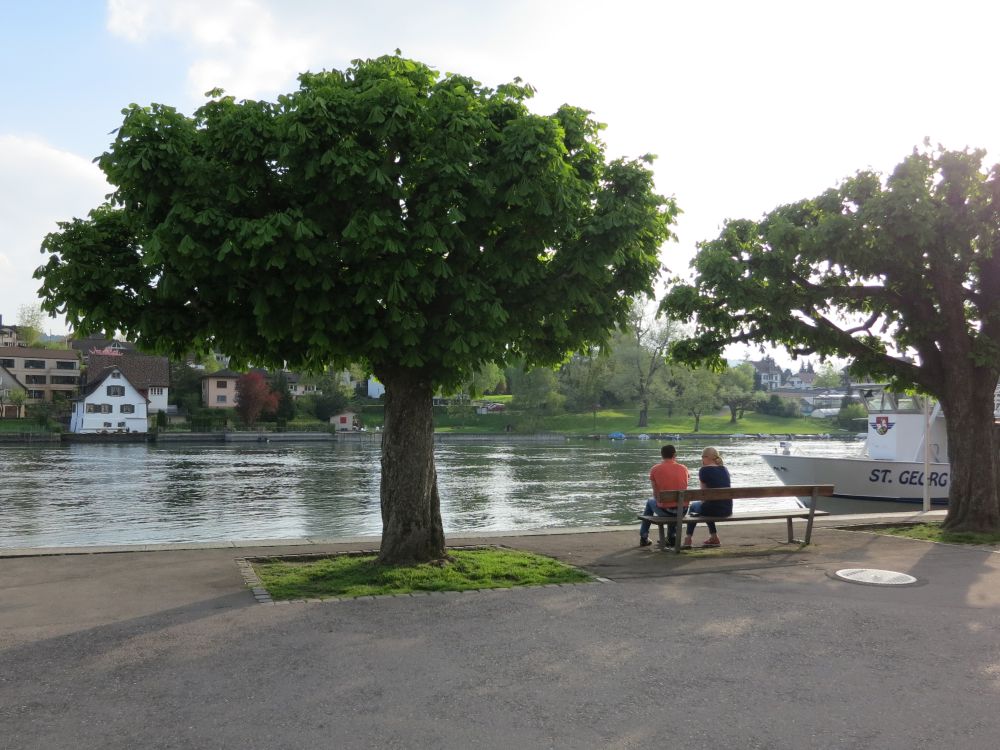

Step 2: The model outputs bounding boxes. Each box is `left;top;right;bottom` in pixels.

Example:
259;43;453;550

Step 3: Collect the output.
637;484;834;553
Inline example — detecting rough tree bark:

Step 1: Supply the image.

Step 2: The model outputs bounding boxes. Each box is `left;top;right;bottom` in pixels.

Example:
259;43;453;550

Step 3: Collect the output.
377;367;447;565
940;369;1000;532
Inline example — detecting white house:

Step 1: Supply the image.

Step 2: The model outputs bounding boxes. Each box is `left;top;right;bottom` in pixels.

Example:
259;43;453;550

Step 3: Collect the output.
88;353;169;417
750;356;783;391
70;367;149;433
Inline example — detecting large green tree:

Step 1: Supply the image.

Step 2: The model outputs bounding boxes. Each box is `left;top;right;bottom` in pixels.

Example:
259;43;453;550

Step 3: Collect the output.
672;365;720;432
606;301;678;427
717;362;758;423
663;145;1000;532
36;54;676;563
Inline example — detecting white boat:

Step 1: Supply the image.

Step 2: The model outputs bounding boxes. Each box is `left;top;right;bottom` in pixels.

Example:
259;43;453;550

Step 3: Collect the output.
761;386;955;509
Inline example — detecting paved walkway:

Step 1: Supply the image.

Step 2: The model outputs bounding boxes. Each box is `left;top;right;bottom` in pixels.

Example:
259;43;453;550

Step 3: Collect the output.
3;511;1000;749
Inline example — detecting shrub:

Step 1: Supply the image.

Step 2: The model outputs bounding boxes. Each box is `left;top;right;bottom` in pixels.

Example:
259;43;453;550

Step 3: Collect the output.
837;402;868;430
757;394;801;418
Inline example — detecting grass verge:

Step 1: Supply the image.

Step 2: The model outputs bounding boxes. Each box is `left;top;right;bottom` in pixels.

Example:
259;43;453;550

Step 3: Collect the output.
252;547;594;600
877;522;1000;547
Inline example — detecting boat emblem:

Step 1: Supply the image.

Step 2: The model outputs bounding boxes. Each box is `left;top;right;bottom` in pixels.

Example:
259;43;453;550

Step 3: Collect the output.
871;416;895;435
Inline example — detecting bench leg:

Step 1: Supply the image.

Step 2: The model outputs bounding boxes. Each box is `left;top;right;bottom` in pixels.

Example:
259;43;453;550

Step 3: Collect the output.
657;523;666;550
804;488;819;545
786;517;794;543
674;515;683;553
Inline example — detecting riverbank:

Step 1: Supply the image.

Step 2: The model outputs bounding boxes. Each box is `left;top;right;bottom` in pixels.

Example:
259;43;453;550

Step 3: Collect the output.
0;427;851;446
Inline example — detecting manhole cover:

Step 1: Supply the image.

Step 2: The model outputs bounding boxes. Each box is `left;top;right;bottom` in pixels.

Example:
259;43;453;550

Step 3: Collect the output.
834;568;918;586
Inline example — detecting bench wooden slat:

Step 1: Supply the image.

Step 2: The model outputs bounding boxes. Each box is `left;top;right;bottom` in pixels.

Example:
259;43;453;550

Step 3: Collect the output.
658;484;835;503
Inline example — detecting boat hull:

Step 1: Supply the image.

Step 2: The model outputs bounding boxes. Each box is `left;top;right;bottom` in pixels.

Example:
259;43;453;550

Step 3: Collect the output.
760;453;949;511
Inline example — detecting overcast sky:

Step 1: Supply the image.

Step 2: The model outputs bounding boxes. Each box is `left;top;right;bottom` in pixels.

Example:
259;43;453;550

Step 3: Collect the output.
2;0;998;366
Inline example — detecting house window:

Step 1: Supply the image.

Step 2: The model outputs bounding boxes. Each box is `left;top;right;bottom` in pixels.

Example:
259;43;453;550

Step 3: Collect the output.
107;385;125;397
216;395;227;404
56;361;77;370
103;422;112;428
149;387;164;396
24;359;45;369
51;376;78;385
86;404;100;413
25;375;46;385
101;404;113;414
216;380;228;388
111;371;122;378
117;422;126;428
120;404;135;414
27;390;44;399
0;358;13;367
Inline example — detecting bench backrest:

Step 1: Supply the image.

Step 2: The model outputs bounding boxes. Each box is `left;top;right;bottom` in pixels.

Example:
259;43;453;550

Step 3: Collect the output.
659;484;835;505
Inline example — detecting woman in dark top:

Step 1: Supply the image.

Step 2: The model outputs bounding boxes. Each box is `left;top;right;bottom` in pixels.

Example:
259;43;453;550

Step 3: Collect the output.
682;446;732;548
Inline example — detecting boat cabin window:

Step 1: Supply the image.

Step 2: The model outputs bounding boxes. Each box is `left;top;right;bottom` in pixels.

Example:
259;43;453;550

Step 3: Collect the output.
861;388;930;414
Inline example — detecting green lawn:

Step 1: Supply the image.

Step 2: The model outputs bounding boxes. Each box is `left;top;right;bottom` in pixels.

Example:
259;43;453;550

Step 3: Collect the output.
0;420;47;433
252;547;594;600
432;407;838;436
878;523;1000;547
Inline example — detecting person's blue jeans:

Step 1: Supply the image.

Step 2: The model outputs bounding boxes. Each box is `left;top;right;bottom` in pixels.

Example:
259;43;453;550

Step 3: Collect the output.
685;500;732;536
640;498;687;542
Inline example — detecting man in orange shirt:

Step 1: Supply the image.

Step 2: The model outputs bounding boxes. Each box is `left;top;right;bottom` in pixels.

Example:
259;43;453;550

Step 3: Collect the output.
639;444;690;547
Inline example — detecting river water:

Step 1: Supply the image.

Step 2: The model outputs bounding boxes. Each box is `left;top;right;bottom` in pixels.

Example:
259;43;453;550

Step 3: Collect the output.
0;437;865;548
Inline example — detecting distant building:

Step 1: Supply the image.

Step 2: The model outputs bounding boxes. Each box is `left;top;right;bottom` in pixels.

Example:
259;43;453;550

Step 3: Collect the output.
750;356;783;391
285;371;322;399
365;378;385;399
70;366;148;433
330;411;361;431
202;369;241;408
0;365;27;418
69;335;136;367
0;345;81;402
786;364;817;390
0;315;19;347
87;353;170;416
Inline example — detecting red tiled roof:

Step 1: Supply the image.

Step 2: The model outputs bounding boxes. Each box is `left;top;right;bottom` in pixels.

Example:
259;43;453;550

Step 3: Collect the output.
87;353;169;389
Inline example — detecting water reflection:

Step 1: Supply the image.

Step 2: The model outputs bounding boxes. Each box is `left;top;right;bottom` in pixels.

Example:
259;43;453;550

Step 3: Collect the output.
0;438;862;548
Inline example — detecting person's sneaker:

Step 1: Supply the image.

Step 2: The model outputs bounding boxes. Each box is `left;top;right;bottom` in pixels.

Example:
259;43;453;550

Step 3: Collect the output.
701;538;721;548
639;537;652;547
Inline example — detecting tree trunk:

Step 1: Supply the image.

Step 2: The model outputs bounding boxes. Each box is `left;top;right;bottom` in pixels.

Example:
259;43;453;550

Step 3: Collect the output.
637;400;649;428
728;404;738;423
692;413;701;432
377;367;447;564
940;373;1000;532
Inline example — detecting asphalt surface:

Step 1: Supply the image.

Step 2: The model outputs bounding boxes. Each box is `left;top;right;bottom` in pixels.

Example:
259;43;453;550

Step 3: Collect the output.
3;511;1000;750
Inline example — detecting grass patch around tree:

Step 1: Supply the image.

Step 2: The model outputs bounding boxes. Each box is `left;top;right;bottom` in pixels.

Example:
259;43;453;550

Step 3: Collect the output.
251;547;594;600
877;523;1000;547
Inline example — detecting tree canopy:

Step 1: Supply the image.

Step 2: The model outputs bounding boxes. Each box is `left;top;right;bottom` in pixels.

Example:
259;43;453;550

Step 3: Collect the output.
37;54;676;561
663;145;1000;531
